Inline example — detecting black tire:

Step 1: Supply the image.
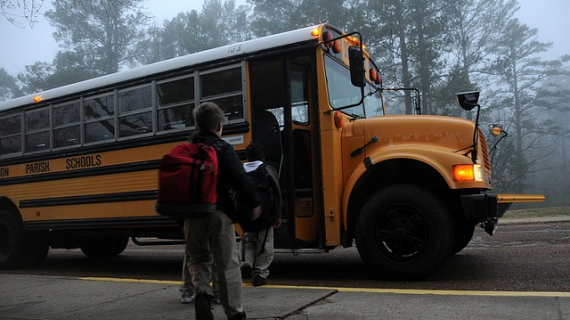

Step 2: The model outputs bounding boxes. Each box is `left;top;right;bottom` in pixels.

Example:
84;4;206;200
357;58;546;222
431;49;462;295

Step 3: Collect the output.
23;230;50;268
80;236;129;259
356;184;454;280
0;210;49;269
451;222;476;255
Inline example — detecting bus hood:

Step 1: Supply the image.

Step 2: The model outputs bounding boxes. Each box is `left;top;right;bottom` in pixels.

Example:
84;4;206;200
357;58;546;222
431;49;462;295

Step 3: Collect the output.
362;115;477;152
341;114;490;189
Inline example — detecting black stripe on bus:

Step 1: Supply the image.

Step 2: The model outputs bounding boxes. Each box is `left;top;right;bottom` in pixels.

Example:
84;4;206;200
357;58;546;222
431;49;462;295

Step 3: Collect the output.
24;216;179;230
0;160;161;186
19;190;158;208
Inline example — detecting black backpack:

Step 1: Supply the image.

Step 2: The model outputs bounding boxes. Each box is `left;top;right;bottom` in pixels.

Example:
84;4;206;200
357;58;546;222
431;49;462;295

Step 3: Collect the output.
236;163;281;232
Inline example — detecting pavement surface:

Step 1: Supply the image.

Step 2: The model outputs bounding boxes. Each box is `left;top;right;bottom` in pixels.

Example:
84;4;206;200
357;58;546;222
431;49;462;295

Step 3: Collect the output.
2;216;570;320
1;273;570;320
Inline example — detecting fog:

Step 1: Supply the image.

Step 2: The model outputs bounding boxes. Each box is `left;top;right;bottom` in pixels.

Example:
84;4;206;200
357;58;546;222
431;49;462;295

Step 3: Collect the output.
1;0;569;74
0;0;569;208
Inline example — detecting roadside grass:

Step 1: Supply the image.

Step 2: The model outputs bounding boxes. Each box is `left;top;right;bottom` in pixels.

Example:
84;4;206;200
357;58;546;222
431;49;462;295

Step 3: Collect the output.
502;206;570;220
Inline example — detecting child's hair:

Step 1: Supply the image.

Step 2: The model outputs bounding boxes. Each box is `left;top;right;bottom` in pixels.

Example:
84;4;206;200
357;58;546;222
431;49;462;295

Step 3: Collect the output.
246;143;266;162
193;102;225;132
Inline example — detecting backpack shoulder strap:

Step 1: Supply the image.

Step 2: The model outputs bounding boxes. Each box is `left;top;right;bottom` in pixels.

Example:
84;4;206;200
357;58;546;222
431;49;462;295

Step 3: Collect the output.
208;138;225;153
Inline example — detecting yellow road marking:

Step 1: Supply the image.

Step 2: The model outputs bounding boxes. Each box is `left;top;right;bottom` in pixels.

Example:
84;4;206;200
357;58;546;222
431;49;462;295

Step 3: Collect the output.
79;277;570;298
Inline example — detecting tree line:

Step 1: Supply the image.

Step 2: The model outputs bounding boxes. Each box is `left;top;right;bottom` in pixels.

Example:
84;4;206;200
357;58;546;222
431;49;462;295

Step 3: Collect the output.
1;0;569;205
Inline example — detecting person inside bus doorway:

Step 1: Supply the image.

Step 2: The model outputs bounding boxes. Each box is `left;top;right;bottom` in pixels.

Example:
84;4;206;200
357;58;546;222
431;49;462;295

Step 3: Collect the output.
184;102;262;320
239;143;282;287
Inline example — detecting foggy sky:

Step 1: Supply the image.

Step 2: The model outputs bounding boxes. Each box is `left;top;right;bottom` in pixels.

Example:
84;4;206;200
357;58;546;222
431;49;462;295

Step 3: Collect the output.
0;0;569;76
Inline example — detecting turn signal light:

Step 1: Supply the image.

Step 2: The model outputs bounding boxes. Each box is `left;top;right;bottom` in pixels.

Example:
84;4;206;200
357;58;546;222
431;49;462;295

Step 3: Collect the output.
489;124;504;137
332;39;341;53
323;31;341;53
334;111;343;128
374;71;381;85
33;95;42;103
369;68;377;82
453;164;482;182
369;68;382;85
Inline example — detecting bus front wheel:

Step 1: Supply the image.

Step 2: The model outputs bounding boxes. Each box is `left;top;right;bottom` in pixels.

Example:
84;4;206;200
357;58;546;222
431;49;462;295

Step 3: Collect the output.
356;184;454;280
80;236;129;259
0;210;49;269
452;221;476;255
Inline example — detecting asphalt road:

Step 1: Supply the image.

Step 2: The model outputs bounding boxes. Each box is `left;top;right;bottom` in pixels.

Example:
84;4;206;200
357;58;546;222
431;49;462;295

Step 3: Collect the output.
2;220;569;293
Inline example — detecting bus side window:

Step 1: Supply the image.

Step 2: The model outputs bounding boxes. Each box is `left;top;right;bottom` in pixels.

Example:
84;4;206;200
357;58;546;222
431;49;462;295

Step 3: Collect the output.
54;101;80;149
25;108;50;153
0;114;22;156
157;76;195;131
200;66;244;123
84;93;115;143
118;85;152;138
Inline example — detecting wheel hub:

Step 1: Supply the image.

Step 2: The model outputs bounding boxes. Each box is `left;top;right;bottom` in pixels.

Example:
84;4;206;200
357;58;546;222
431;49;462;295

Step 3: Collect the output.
394;228;407;240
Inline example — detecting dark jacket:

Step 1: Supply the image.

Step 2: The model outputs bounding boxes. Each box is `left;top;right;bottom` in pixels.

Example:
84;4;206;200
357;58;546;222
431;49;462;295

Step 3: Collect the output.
191;131;261;221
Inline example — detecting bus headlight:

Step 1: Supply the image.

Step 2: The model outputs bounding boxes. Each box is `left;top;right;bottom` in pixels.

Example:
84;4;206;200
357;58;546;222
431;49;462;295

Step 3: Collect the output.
453;164;483;182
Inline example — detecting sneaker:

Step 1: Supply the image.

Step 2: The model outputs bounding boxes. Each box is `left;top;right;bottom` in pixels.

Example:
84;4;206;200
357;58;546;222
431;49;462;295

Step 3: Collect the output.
181;291;195;304
228;311;247;320
252;275;267;287
195;293;214;320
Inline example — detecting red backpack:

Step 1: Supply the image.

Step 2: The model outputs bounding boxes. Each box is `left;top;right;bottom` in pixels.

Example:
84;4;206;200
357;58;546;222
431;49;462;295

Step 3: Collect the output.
155;141;220;219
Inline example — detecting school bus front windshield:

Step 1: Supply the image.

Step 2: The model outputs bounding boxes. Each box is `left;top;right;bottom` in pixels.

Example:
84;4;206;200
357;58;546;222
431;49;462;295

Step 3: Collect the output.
323;53;384;118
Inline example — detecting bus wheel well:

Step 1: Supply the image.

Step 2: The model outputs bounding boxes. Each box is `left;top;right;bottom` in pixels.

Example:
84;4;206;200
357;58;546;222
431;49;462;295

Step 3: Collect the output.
346;159;450;239
0;197;21;221
0;206;49;269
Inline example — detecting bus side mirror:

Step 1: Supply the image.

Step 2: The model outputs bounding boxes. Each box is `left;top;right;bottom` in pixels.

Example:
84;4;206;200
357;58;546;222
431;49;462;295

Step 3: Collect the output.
349;46;365;88
456;91;480;111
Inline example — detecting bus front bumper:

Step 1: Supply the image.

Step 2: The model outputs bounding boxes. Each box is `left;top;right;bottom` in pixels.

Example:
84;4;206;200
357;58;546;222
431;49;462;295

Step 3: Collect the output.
460;193;545;235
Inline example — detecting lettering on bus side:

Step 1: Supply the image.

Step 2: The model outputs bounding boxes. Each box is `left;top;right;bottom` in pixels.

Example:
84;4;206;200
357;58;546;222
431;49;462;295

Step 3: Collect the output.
26;161;50;174
65;155;102;170
0;167;9;178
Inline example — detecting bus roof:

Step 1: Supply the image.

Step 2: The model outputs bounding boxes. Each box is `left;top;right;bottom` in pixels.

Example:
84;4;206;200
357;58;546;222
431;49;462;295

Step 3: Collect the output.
0;24;329;113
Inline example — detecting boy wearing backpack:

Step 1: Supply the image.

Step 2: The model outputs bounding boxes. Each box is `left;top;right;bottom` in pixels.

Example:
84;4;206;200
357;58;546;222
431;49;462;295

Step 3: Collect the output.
239;143;282;287
184;102;261;320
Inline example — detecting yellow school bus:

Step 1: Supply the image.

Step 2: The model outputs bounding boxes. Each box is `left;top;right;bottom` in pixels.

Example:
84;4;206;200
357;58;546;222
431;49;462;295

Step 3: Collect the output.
0;24;543;279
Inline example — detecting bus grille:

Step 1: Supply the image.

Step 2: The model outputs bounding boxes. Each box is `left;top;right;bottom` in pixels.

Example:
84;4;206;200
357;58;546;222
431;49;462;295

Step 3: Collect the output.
479;132;491;171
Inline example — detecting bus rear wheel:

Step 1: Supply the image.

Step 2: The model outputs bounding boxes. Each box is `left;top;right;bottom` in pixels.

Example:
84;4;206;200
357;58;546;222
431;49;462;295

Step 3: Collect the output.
80;236;129;259
0;210;49;269
356;184;454;280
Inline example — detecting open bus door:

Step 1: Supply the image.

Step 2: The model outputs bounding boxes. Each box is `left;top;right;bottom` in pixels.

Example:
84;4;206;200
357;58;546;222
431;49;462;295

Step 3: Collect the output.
249;56;321;251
